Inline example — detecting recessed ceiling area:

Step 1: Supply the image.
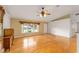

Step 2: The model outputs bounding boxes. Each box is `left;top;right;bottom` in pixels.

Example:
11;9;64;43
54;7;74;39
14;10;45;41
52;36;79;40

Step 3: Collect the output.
3;5;79;21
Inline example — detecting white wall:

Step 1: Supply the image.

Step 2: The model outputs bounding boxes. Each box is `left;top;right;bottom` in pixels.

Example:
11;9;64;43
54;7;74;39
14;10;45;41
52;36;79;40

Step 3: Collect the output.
44;23;47;33
3;12;11;29
48;18;71;38
71;12;79;53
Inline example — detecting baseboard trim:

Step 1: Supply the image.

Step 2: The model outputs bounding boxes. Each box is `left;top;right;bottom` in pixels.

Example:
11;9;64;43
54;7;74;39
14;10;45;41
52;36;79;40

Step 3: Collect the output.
48;33;70;39
14;33;48;39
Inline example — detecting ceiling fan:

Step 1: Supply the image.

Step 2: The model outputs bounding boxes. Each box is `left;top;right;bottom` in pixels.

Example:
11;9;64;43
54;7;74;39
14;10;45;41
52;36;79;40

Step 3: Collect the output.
38;7;51;17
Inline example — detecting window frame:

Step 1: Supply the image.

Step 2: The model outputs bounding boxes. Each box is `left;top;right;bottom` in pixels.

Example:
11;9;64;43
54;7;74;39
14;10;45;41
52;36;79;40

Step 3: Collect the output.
21;23;39;33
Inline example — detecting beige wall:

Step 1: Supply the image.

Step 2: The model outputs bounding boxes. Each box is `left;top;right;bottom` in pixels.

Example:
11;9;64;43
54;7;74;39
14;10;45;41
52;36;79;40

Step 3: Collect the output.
11;19;47;38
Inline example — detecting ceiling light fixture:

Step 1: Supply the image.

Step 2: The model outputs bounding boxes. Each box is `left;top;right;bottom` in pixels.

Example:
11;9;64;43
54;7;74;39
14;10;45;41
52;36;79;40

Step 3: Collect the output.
39;7;50;18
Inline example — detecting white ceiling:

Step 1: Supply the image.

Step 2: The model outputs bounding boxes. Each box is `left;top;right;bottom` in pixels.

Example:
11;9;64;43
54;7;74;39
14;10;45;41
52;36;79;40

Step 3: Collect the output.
4;5;79;21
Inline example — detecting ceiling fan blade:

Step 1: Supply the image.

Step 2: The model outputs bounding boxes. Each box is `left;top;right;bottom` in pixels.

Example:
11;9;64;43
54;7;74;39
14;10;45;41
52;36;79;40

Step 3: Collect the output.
48;13;51;15
45;13;51;15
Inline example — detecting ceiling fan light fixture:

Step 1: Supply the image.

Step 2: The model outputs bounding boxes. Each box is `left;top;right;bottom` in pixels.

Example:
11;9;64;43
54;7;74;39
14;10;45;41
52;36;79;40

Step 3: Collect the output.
40;13;46;17
39;7;50;18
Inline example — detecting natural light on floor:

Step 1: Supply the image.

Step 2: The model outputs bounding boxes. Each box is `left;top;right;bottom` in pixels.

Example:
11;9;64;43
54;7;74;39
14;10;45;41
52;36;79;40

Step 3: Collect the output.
23;38;37;48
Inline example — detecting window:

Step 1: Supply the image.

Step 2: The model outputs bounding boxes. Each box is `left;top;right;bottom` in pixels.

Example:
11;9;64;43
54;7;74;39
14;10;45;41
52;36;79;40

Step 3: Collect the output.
22;23;39;33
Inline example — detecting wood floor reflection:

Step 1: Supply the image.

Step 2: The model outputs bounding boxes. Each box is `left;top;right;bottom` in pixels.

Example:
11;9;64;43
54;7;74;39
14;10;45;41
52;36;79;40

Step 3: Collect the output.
69;35;76;52
8;34;76;53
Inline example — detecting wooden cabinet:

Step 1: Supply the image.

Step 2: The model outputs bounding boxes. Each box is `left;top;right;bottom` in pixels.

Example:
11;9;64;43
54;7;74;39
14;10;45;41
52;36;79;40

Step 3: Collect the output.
3;36;11;51
0;6;5;52
0;6;5;23
3;29;14;51
0;6;5;37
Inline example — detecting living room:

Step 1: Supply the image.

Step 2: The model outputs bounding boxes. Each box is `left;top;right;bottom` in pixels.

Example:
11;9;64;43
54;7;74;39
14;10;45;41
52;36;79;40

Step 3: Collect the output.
0;5;78;53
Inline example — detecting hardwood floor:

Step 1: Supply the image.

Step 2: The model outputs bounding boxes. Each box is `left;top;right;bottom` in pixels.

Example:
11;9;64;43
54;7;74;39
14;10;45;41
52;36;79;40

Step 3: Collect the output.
0;39;3;52
69;35;76;52
0;34;76;53
9;34;73;53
